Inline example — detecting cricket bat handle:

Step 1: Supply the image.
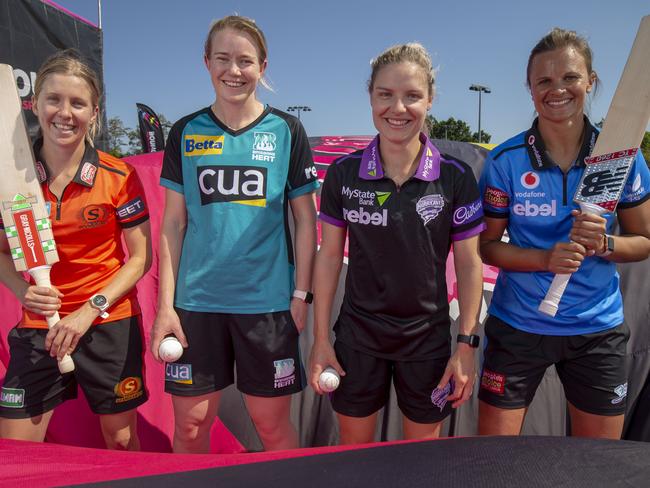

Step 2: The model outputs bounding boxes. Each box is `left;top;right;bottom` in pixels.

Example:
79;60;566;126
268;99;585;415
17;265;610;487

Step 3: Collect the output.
29;266;75;374
539;202;607;317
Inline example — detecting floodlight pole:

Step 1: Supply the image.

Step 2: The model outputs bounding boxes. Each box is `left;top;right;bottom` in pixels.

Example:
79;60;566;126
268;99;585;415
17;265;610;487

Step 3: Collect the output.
469;84;491;143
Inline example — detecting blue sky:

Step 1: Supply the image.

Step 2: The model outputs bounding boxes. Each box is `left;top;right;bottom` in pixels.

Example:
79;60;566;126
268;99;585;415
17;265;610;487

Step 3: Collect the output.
54;0;649;144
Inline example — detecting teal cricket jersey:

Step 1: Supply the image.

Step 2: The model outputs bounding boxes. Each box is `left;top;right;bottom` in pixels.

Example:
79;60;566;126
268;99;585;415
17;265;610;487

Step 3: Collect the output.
161;106;319;313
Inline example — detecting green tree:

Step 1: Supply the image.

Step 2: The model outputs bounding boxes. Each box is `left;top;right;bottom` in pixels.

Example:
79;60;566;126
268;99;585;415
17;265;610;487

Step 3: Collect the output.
426;115;491;143
106;116;129;158
641;131;650;163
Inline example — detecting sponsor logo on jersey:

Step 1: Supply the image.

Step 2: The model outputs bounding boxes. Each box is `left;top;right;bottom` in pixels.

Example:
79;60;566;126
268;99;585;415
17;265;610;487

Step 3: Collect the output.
343;207;388;226
421;146;435;178
198;165;267;207
520;171;540;189
624;173;646;202
453;199;483;226
35;161;47;183
611;382;627;405
114;376;144;404
484;186;509;208
184;135;224;156
480;369;505;395
512;199;557;217
274;358;296;388
366;144;378;177
514;191;546;198
304;165;317;179
80;162;97;185
416;194;445;225
252;132;277;162
527;135;544;169
116;197;147;221
341;187;390;206
430;378;454;412
81;204;109;229
0;387;25;408
165;363;193;384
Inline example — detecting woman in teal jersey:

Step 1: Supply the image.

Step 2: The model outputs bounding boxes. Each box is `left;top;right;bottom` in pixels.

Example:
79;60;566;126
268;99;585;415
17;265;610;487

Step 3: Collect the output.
151;15;319;453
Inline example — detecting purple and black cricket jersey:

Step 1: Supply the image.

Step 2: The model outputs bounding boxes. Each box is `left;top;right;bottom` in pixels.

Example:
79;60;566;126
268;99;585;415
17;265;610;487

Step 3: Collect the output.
319;133;485;360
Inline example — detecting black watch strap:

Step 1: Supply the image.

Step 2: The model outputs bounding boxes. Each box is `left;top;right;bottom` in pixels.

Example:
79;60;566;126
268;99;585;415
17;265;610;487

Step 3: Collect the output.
457;334;480;348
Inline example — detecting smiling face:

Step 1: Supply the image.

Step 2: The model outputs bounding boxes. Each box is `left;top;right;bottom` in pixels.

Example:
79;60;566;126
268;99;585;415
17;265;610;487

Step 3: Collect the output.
204;27;267;107
370;61;433;147
528;46;595;126
32;73;98;151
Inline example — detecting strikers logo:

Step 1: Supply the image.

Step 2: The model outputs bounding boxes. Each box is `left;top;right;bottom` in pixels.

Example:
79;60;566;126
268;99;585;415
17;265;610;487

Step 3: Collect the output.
198;165;267;207
520;171;540;190
114;377;144;404
81;204;109;229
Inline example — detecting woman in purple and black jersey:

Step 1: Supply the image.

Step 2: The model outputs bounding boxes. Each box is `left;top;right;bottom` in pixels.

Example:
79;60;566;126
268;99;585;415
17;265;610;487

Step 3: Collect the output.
310;43;485;443
478;28;650;439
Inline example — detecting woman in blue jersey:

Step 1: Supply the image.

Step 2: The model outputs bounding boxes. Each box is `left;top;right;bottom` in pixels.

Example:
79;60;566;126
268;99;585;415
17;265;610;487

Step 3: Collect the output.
478;28;650;438
310;43;485;443
150;15;319;453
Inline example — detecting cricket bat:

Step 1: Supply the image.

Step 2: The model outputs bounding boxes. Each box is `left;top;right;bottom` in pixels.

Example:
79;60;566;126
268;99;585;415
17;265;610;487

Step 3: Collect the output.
0;64;74;373
539;16;650;317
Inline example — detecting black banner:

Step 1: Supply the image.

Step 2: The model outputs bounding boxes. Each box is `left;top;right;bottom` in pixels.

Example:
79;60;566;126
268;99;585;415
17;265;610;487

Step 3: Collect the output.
0;0;105;147
136;103;165;153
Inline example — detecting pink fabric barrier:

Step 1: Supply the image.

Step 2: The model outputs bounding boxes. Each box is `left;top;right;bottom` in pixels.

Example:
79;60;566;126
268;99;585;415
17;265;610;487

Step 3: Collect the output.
0;151;244;453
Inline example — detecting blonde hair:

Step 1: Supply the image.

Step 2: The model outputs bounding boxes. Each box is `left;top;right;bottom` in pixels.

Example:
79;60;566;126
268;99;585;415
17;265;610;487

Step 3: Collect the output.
204;15;271;90
34;49;102;144
368;42;435;98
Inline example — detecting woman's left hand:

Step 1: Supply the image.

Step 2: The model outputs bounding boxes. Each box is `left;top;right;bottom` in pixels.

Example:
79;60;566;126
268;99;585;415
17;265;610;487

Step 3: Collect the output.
569;209;607;255
438;345;477;408
45;304;97;360
290;298;308;333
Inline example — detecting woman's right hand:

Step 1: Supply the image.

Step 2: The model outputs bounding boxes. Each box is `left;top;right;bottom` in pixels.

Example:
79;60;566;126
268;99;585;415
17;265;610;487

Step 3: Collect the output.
20;283;62;316
544;241;587;274
309;339;345;395
150;307;188;362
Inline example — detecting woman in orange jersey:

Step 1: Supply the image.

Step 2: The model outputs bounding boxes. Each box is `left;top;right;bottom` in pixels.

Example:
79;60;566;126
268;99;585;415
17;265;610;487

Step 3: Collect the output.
0;50;152;450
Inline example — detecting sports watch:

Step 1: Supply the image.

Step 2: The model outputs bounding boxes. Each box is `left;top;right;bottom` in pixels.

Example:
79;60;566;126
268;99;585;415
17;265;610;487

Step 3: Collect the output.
457;334;480;348
598;234;615;257
292;289;314;304
89;294;110;319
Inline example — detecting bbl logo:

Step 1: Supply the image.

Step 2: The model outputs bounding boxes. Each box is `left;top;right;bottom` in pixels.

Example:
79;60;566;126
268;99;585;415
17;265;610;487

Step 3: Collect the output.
197;165;267;207
252;132;277;162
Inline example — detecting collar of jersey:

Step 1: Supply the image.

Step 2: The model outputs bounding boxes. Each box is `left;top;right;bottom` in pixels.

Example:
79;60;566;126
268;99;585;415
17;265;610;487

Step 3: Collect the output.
33;137;100;187
207;104;272;137
359;132;441;181
524;116;598;171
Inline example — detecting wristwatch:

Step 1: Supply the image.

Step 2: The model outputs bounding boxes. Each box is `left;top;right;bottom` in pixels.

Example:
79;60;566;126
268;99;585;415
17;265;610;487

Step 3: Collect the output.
292;289;313;304
89;294;110;319
598;234;614;257
457;334;480;348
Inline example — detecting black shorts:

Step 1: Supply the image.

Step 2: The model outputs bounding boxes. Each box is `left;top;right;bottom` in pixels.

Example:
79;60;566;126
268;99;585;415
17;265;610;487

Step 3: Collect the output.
331;341;453;424
0;316;147;418
478;315;629;415
164;309;305;398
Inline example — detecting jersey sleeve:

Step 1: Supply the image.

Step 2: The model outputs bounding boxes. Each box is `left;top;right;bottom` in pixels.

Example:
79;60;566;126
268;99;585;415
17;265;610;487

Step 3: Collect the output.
618;151;650;209
285;118;320;199
451;161;485;241
160;120;184;194
318;161;346;228
479;153;511;218
115;166;150;228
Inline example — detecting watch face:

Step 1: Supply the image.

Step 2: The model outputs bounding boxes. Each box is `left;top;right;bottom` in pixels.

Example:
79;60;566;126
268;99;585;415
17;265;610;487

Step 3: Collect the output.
92;295;108;308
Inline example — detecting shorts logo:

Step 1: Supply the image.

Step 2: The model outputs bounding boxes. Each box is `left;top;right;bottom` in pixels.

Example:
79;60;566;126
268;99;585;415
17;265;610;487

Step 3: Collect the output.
81;204;109;229
274;358;296;388
484;186;509;208
198;165;267;207
520;171;540;190
116;196;147;220
416;194;445;225
480;369;506;395
453;199;483;226
252;132;276;162
80;162;97;185
0;387;25;408
184;135;224;156
114;377;144;404
431;378;454;412
165;363;193;385
611;382;627;405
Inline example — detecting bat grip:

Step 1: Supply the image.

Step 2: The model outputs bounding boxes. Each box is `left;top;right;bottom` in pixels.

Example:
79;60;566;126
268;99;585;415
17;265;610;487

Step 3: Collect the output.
28;266;75;374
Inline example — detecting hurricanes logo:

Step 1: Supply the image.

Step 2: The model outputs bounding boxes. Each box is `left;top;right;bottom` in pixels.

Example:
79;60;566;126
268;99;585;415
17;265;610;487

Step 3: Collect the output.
114;377;143;403
198;165;267;207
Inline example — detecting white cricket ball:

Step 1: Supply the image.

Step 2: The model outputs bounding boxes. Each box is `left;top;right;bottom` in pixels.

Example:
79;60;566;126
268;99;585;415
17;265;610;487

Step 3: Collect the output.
318;367;340;393
159;336;183;363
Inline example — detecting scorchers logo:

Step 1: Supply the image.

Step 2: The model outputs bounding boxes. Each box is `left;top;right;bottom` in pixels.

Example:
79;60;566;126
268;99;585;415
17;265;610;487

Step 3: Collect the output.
198;165;267;207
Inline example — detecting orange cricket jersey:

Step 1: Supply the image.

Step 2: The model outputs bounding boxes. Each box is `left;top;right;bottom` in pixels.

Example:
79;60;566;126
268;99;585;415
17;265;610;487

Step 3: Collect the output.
19;141;150;328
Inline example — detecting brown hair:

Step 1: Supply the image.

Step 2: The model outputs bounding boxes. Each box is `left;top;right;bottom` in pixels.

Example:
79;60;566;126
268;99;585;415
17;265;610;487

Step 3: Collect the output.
368;42;435;98
526;27;599;92
204;15;271;90
33;49;102;144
